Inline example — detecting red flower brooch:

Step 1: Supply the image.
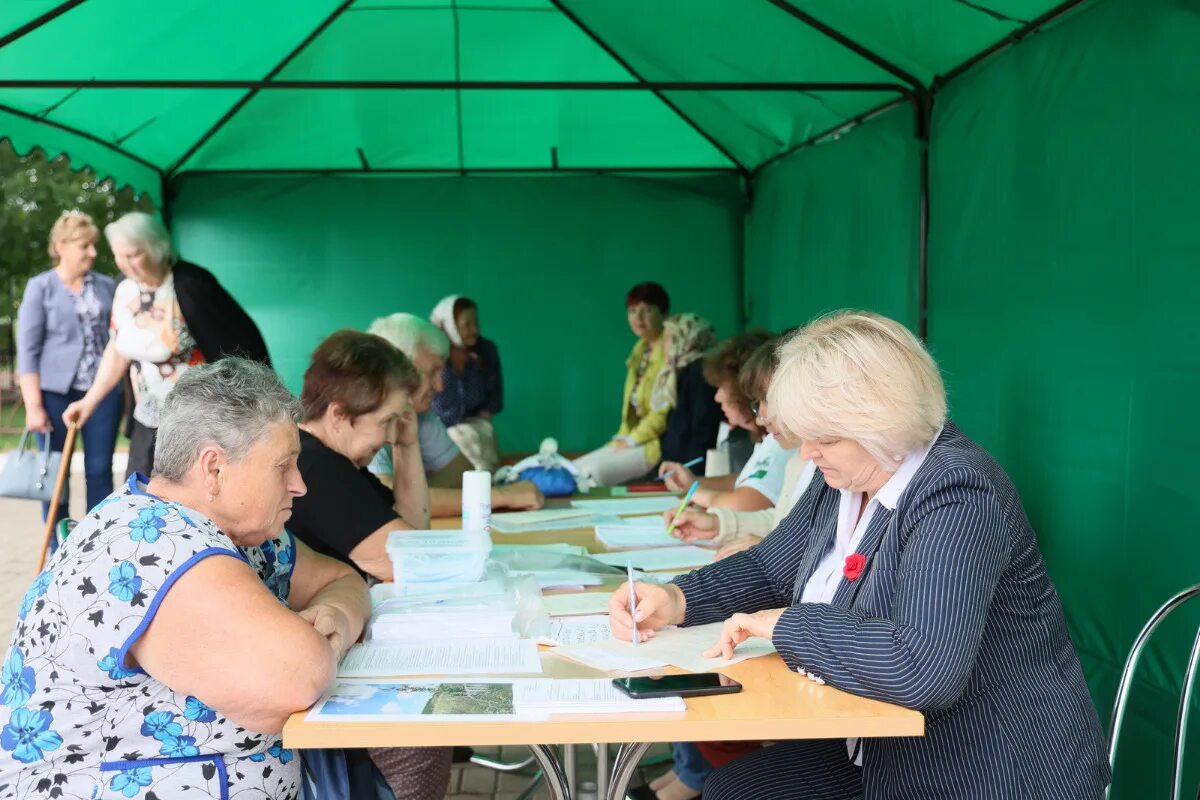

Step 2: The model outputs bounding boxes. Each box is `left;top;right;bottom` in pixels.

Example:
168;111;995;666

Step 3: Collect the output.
843;553;867;581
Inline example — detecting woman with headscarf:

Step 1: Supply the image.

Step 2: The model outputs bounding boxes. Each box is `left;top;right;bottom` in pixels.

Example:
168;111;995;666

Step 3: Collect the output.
655;313;723;469
429;295;503;471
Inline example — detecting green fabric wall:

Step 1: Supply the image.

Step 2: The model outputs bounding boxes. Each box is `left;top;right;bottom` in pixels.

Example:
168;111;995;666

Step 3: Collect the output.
743;105;921;334
169;173;745;454
929;0;1200;795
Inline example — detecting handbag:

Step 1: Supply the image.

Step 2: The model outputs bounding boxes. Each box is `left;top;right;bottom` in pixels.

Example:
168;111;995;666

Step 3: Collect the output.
0;431;62;503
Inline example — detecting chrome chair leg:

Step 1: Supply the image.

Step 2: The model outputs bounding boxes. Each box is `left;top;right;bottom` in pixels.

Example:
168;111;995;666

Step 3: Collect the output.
528;744;571;800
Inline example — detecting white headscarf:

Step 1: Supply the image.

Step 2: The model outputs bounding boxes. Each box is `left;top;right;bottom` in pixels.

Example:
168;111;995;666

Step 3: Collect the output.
430;294;464;347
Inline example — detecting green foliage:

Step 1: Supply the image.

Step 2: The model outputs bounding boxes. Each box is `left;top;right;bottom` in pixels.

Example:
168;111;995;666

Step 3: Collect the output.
0;139;152;358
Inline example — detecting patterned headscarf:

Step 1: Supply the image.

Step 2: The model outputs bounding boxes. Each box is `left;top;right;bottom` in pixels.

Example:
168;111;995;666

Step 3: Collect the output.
430;294;464;347
650;313;717;412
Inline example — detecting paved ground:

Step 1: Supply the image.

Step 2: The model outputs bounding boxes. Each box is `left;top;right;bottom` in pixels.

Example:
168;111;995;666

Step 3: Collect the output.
0;463;668;800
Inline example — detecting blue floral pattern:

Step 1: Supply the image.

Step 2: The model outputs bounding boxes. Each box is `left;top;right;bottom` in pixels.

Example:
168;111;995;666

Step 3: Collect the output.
1;648;35;708
0;474;301;798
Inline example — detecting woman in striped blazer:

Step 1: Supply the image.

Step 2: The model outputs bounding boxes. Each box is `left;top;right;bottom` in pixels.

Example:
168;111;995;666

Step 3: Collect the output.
610;311;1110;799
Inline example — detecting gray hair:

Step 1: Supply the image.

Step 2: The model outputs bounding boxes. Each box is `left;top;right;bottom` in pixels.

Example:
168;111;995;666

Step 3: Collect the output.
104;211;177;266
367;312;450;359
155;358;300;481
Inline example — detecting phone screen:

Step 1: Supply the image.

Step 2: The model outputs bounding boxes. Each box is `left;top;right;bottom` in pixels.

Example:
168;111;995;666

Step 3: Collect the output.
612;673;742;698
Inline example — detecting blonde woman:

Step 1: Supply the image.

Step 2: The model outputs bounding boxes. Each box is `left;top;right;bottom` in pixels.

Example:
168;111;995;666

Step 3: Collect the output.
611;311;1109;799
17;212;121;526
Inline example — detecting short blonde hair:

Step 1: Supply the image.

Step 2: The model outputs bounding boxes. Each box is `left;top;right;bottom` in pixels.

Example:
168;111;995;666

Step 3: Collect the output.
47;211;99;263
768;310;946;466
104;211;176;267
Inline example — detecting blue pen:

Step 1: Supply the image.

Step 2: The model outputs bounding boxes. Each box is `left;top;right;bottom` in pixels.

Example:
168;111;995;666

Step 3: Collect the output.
665;480;700;538
627;560;639;646
657;455;704;481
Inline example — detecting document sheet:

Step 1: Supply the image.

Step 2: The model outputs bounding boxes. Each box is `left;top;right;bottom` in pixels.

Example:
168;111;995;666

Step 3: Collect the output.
338;638;543;677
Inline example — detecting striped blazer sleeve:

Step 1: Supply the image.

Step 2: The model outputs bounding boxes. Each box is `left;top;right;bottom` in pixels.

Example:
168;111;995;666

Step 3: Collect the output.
674;498;816;626
771;467;1011;711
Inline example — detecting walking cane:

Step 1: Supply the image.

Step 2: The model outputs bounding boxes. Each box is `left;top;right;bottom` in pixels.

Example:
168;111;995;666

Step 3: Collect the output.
36;422;78;573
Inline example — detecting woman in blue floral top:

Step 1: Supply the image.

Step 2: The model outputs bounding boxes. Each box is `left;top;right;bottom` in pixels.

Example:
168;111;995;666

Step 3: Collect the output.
0;358;370;799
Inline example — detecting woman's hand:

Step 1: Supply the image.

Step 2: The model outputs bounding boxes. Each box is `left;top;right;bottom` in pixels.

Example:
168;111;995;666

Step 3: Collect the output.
702;608;786;659
24;405;52;433
715;536;760;561
608;581;686;641
62;397;96;427
667;509;719;542
658;462;697;493
391;400;419;448
298;603;353;659
495;480;545;510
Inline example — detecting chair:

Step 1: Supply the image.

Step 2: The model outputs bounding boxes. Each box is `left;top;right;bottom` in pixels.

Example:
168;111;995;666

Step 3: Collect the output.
1107;584;1200;800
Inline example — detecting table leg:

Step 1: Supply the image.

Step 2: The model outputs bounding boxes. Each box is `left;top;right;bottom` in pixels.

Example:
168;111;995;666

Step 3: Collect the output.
606;742;652;800
596;742;609;800
528;744;572;800
564;743;577;798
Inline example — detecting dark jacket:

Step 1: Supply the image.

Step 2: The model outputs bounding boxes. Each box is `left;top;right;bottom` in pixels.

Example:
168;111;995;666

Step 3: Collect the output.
675;423;1110;799
172;261;270;366
659;359;723;466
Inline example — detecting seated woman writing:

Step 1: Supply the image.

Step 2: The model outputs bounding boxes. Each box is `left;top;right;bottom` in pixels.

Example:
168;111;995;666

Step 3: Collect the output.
0;358;370;799
612;311;1109;800
660;330;795;512
669;338;815;562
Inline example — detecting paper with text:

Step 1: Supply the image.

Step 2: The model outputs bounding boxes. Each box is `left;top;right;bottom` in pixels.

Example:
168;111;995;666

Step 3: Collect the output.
338;638;543;677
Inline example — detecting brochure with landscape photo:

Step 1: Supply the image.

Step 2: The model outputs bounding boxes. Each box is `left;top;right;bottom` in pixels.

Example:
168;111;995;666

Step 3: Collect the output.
308;679;520;722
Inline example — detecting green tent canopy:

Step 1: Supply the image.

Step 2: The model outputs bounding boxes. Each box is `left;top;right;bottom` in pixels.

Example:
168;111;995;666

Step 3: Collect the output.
7;3;1200;799
0;0;1070;202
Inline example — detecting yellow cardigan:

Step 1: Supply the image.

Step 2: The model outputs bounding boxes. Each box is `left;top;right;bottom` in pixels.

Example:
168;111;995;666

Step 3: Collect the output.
615;337;669;465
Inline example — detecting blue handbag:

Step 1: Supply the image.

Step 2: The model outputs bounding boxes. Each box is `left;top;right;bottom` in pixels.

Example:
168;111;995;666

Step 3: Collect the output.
516;465;578;497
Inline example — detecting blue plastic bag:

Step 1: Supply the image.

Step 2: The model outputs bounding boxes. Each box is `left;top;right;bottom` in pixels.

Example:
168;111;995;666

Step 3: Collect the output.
516;465;578;497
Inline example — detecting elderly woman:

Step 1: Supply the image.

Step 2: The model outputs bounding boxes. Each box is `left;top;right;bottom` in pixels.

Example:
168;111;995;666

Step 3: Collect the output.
366;313;542;515
670;339;815;561
63;212;269;478
574;281;672;486
656;313;723;469
612;311;1110;799
429;295;503;471
660;330;794;512
287;329;454;800
0;358;370;798
17;212;122;526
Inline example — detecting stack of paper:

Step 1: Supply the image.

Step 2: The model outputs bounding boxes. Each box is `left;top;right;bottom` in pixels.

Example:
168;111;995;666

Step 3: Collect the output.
570;497;682;515
512;679;685;714
492;508;597;533
338;638;543;677
536;615;613;647
368;592;516;642
595;524;685;550
593;546;716;571
553;622;776;673
491;543;590;558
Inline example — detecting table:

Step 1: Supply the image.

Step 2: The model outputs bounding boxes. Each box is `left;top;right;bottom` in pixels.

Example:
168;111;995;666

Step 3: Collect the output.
283;518;924;799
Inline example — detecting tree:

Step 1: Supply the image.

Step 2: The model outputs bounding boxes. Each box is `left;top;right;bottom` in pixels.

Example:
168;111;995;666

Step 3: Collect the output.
0;138;153;363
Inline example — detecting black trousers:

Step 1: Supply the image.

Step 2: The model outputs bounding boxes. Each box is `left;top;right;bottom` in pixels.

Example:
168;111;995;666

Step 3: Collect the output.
126;419;157;479
703;740;863;800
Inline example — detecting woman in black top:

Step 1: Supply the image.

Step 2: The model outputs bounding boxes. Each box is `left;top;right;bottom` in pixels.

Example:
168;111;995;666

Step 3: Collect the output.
286;329;452;800
655;313;723;468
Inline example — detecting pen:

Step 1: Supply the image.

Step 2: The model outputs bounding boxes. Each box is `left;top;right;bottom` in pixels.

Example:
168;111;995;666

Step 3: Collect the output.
657;455;704;481
627;559;639;646
665;480;700;538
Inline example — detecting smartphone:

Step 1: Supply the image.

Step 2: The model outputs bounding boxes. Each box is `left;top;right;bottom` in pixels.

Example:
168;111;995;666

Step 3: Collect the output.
612;673;743;699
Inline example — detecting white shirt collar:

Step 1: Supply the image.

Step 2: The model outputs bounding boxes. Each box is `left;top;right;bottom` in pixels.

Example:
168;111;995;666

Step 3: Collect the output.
872;425;944;511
